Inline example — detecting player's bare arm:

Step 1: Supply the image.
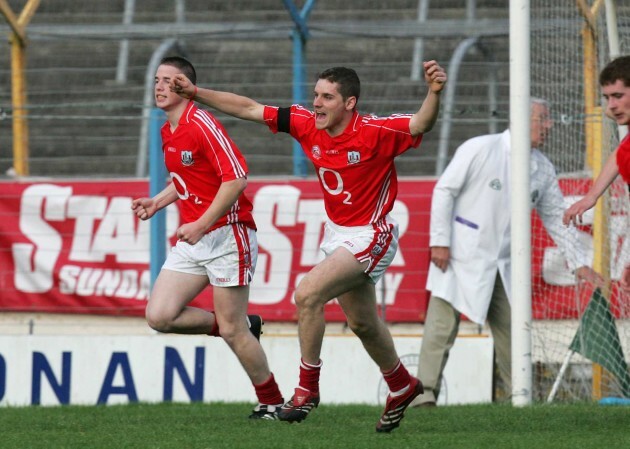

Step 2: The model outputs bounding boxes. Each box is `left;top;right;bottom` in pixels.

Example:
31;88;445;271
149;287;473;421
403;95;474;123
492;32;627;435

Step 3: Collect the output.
131;183;178;220
562;149;619;226
170;74;266;124
409;60;447;136
176;177;248;245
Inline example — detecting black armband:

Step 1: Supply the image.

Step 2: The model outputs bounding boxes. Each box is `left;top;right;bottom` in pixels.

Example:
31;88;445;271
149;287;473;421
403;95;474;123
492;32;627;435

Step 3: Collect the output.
277;107;291;134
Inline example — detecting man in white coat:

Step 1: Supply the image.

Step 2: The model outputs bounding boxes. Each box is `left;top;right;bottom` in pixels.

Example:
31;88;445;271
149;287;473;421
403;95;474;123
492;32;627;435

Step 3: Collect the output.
412;98;603;406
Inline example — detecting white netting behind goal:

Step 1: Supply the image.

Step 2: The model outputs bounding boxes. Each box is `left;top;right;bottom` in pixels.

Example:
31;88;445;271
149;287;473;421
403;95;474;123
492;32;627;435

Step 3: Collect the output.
530;0;630;402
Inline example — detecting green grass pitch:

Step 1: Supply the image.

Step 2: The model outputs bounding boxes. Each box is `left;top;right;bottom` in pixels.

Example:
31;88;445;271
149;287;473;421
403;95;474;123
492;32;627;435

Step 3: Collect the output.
1;401;628;449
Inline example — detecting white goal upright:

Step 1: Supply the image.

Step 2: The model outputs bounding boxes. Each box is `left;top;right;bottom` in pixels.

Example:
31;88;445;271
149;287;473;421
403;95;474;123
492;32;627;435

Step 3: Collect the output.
514;0;630;403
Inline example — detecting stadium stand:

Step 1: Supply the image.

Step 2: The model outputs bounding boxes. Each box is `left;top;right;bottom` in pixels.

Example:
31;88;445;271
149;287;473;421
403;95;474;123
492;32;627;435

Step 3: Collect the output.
0;0;510;178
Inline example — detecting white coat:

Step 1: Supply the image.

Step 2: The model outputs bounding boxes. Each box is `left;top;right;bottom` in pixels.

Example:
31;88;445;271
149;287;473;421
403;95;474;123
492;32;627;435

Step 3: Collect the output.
426;129;591;325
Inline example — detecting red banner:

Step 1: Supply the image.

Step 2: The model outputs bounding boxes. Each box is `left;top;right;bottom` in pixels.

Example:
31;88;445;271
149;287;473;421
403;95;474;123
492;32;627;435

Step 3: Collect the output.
0;179;432;321
0;178;625;321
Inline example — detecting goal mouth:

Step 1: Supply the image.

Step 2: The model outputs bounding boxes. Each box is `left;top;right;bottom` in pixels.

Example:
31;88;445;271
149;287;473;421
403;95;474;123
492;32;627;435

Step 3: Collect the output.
529;0;630;403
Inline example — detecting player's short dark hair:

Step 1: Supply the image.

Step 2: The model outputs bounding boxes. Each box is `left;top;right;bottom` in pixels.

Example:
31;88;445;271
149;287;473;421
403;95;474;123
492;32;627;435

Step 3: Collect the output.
159;56;197;84
317;67;361;104
599;55;630;87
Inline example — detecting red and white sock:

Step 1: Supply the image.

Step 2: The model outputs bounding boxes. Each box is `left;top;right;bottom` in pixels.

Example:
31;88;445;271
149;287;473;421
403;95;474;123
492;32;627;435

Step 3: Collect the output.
298;358;322;394
382;359;412;397
254;373;284;405
208;312;220;337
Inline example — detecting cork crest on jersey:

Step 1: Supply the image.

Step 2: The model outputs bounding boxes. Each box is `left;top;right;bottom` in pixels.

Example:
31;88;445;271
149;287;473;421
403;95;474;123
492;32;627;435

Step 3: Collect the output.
181;150;194;166
347;151;360;165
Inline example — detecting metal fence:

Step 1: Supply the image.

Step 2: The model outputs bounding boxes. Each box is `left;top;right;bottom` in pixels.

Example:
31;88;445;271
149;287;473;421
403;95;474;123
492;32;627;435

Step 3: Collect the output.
0;0;511;179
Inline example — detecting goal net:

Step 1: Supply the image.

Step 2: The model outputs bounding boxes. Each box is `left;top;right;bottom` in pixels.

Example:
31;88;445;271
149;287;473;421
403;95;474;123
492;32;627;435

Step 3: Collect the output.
530;0;630;402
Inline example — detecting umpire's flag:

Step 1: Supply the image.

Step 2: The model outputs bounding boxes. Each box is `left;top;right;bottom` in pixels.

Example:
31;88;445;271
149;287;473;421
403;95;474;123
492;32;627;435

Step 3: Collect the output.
569;288;630;397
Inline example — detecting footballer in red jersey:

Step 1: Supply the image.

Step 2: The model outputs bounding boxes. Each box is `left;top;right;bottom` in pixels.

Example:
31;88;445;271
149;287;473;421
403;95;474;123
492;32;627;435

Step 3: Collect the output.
264;105;421;226
170;61;447;432
132;56;283;420
161;100;256;232
563;55;630;294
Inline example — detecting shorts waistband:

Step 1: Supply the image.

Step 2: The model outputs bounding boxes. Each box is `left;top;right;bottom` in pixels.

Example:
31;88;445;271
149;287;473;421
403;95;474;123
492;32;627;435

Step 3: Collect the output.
326;215;396;234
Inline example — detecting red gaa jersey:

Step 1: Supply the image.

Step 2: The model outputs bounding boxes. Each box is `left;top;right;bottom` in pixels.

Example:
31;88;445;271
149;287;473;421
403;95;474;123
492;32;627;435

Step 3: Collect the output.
263;104;422;226
616;131;630;185
162;101;256;231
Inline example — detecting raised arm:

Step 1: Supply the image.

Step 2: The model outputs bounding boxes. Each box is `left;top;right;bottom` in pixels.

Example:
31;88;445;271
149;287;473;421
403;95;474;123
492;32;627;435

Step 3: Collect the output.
409;60;447;136
170;74;266;124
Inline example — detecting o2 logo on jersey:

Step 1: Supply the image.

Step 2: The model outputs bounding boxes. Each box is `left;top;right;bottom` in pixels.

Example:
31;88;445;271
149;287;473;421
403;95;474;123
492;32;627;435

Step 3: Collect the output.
318;167;353;205
347;151;360;165
181;150;194;166
170;172;202;204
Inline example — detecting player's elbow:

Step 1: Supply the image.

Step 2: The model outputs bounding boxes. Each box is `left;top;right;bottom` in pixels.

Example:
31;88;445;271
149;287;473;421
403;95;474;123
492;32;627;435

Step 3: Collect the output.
409;120;431;137
242;103;266;124
412;118;437;135
233;176;248;194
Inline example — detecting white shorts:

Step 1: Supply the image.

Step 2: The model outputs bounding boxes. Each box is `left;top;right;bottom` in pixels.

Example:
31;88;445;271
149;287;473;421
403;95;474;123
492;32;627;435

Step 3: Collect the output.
162;223;257;287
320;215;399;284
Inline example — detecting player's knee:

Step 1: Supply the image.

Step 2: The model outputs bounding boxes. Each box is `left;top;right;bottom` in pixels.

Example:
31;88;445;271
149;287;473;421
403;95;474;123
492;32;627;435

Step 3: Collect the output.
294;284;323;310
218;322;251;348
294;290;318;311
216;322;237;342
346;317;375;339
145;307;173;333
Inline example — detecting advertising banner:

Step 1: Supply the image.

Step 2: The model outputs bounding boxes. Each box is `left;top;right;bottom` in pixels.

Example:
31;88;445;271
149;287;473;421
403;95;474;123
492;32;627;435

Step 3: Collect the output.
0;179;432;322
0;335;493;407
0;178;624;321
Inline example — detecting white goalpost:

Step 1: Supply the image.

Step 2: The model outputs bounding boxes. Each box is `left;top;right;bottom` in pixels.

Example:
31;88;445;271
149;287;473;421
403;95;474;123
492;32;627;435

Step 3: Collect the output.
510;0;533;407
